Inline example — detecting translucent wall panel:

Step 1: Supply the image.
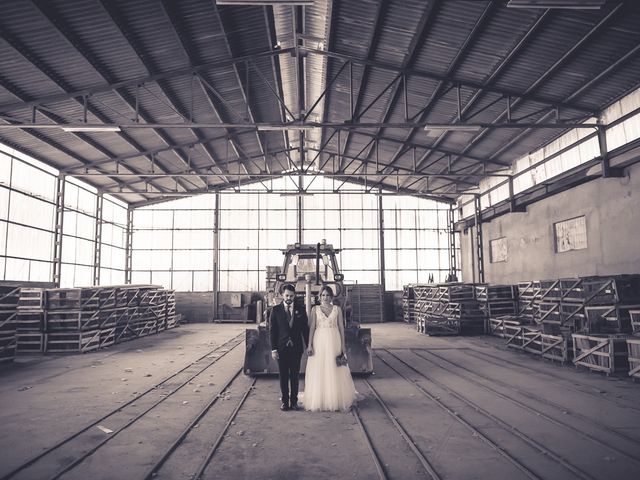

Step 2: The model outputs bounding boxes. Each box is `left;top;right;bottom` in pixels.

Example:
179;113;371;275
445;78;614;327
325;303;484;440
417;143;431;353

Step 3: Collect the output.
98;197;127;285
130;176;454;293
132;195;216;291
382;195;457;289
0;148;79;283
219;180;298;292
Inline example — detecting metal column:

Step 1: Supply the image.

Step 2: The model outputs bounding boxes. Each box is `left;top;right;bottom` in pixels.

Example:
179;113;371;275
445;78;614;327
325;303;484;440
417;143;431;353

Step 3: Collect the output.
93;190;104;286
52;173;65;287
378;195;386;293
124;207;133;284
212;193;220;319
297;195;303;244
474;195;485;284
448;204;457;278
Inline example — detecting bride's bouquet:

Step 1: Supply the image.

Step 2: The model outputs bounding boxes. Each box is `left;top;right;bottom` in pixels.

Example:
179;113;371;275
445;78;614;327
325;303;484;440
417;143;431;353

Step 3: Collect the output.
335;353;348;367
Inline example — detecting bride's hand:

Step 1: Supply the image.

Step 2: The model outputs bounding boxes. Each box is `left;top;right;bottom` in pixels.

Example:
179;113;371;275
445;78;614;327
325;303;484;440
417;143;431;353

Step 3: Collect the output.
307;347;314;356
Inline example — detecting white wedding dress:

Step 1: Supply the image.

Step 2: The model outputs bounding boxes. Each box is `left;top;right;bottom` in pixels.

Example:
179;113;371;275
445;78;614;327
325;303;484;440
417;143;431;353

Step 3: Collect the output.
303;304;357;411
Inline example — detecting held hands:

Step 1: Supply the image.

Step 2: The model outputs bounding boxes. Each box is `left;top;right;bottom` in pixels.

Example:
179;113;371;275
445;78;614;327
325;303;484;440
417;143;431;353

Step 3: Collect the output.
307;346;314;356
271;350;279;361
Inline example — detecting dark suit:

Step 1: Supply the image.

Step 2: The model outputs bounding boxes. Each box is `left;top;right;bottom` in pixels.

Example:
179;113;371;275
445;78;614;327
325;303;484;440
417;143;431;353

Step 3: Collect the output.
269;301;309;406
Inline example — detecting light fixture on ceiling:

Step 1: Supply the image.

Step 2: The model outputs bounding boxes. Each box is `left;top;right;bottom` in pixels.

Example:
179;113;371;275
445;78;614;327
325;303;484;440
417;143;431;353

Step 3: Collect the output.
279;191;314;197
423;124;482;132
217;0;314;5
62;125;121;132
506;0;605;9
257;124;317;131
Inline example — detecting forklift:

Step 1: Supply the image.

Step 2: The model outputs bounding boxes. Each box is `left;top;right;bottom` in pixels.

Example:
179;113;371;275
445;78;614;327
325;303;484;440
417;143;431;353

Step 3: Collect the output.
243;241;373;375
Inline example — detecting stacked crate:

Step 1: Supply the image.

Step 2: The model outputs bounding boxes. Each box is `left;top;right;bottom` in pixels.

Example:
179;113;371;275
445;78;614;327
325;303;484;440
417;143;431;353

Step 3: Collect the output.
517;281;540;323
475;284;518;318
16;288;46;353
44;288;101;353
9;285;179;355
628;310;640;380
0;286;20;362
415;283;485;336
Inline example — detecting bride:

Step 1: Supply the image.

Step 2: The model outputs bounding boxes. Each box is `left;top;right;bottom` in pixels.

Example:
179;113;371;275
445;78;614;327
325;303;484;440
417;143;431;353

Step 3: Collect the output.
304;285;357;411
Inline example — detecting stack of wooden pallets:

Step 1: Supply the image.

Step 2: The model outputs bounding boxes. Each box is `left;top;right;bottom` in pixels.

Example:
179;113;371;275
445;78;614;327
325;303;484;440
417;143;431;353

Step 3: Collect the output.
350;284;384;323
517;281;540;323
0;285;20;362
11;284;179;355
475;284;518;318
413;283;485;336
402;285;415;324
16;288;46;354
625;309;640;380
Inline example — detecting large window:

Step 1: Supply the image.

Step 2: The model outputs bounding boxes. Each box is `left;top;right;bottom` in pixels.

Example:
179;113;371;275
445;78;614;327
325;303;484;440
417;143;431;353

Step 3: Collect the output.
1;145;128;286
132;195;217;291
99;196;128;285
0;150;56;282
130;177;456;292
382;195;457;290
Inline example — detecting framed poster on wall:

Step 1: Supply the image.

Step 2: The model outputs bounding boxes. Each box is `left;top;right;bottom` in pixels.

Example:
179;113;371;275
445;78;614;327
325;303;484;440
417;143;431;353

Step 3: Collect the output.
490;237;508;263
554;216;587;253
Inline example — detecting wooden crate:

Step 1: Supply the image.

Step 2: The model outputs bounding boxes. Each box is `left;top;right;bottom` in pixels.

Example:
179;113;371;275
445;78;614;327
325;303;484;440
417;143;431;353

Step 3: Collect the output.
16;310;44;331
584;305;638;334
581;275;640;305
0;285;21;309
16;332;44;353
99;327;116;348
572;334;630;375
424;316;460;336
541;334;571;363
166;313;180;329
0;310;17;331
17;289;45;310
626;338;640;380
44;310;102;332
629;310;640;335
45;330;101;353
0;330;17;362
480;300;518;317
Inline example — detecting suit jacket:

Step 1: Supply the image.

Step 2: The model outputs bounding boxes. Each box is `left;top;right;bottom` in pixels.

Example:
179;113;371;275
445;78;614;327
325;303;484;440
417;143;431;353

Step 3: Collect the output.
269;301;309;355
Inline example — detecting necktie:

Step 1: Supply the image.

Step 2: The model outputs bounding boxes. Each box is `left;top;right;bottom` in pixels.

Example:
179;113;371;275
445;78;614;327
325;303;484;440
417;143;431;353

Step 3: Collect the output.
287;306;293;328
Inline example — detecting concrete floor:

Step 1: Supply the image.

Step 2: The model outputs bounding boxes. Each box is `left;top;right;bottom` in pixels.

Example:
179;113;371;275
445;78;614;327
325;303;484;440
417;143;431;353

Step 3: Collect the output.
1;323;639;480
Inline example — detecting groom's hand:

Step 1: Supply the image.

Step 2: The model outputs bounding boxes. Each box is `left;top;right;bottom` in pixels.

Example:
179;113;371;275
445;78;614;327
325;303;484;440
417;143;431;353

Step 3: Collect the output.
271;350;279;360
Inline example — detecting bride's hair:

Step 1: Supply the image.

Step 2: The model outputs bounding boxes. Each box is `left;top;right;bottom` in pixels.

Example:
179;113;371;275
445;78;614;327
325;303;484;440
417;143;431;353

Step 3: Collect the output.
319;285;334;298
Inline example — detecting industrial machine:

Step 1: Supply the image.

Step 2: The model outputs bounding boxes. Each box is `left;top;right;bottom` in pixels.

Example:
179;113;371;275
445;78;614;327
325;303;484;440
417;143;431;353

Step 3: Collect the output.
243;241;373;375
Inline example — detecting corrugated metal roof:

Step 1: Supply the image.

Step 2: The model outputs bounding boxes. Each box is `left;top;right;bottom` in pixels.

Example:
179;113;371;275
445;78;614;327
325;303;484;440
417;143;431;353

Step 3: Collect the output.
0;0;639;204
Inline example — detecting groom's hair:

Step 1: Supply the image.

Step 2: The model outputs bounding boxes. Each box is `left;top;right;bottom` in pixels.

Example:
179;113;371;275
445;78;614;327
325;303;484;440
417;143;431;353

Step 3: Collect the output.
282;284;296;294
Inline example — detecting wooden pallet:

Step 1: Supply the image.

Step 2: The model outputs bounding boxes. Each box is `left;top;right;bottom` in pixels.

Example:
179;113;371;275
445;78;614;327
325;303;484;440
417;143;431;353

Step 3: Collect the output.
628;309;640;335
16;332;45;353
350;284;384;323
488;317;524;338
46;330;101;353
16;310;44;331
627;338;640;380
17;289;45;310
0;285;21;309
505;324;570;362
44;310;102;332
572;334;630;375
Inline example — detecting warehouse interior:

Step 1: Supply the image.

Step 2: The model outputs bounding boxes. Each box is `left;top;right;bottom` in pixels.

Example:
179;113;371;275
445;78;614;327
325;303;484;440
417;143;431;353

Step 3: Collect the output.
1;0;640;479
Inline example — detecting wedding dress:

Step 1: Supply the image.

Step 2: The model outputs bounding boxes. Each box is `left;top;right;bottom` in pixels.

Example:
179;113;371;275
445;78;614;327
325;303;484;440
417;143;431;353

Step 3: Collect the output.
303;304;357;411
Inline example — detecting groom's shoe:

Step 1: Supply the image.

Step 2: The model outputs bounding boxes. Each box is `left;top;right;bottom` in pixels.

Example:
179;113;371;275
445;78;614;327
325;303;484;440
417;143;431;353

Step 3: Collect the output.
280;402;290;411
290;403;301;411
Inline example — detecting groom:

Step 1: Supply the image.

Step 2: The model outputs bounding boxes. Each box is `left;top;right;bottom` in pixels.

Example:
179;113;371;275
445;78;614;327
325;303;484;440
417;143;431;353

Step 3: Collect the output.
270;284;309;411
